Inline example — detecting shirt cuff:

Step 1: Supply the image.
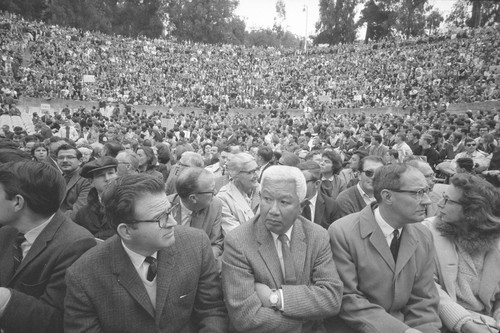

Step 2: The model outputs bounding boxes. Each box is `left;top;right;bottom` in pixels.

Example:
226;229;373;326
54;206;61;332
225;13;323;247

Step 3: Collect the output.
279;289;284;311
0;288;12;318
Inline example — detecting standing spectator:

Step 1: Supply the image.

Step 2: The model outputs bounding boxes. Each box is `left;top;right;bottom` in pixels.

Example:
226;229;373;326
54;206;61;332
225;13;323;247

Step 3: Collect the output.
328;164;441;333
0;161;96;333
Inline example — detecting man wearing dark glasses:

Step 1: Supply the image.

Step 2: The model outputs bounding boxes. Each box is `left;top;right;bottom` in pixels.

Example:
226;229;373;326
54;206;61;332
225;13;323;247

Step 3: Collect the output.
328;164;441;333
64;174;228;333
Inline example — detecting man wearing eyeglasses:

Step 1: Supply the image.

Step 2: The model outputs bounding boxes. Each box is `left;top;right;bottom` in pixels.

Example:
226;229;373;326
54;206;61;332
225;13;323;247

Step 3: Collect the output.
168;167;224;270
64;174;228;333
327;164;441;333
336;156;385;219
452;138;491;174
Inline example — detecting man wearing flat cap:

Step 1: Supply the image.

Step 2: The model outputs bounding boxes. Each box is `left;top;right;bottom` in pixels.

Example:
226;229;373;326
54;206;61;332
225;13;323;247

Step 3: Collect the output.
74;156;118;240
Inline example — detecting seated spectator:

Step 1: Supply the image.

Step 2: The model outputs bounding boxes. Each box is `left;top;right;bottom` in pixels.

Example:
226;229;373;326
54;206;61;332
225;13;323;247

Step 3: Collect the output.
217;153;259;236
339;150;368;188
385;149;399;165
278;151;300;167
115;151;139;177
406;158;441;217
101;141;124;158
222;166;343;332
369;134;389;158
423;174;500;333
136;146;163;181
168;167;224;270
74;157;118;240
336;155;385;218
392;133;413;162
420;133;441;170
456;157;475;174
30;142;48;162
319;150;346;200
64;174;228;332
298;161;341;228
328;164;441;333
0;161;96;333
165;152;204;195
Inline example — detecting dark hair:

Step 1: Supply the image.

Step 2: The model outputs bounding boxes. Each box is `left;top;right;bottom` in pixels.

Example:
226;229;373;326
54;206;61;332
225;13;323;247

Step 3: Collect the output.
373;164;412;202
372;134;383;144
137;146;157;170
31;143;48;157
175;167;212;199
257;146;274;163
103;141;124;158
322;150;343;175
0;161;65;216
450;173;500;235
456;157;474;173
102;174;165;230
298;160;321;181
56;144;82;160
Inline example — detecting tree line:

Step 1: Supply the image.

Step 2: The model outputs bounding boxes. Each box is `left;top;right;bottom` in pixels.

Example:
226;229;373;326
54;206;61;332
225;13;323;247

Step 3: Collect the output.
0;0;498;47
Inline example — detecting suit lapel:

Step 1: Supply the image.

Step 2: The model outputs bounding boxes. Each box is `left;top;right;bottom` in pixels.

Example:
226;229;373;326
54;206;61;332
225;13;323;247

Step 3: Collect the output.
256;216;284;287
9;212;65;284
0;228;17;285
65;171;80;197
290;218;307;284
394;226;418;276
155;245;176;324
359;206;395;271
111;237;155;318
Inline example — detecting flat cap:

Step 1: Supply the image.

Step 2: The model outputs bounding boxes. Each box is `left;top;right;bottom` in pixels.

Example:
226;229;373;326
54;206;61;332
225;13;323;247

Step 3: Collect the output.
80;156;118;178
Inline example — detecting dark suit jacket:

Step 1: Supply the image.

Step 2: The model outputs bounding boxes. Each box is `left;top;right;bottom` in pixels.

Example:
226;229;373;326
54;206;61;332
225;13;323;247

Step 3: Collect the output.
168;194;224;262
222;214;343;333
312;192;341;229
335;186;367;219
327;204;441;333
60;169;91;221
64;227;228;333
0;211;96;333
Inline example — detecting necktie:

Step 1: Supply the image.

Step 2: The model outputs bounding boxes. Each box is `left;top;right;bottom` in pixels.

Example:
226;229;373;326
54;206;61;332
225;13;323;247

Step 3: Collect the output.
13;233;26;272
65;126;70;138
390;229;400;262
277;234;297;285
302;200;312;221
144;256;157;282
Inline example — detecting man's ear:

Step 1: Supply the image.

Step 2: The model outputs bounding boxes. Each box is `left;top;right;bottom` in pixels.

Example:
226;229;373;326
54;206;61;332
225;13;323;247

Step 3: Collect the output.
379;189;393;205
13;194;25;212
117;223;133;240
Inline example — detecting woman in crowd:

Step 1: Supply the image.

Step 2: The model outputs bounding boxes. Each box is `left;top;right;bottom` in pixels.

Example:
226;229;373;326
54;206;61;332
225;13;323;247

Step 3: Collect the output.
136;146;163;180
31;143;48;162
319;149;346;200
423;174;500;333
339;150;367;188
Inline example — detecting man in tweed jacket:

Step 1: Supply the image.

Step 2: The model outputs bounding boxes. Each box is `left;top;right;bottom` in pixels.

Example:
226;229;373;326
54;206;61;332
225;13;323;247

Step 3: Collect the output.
222;166;343;333
64;174;228;333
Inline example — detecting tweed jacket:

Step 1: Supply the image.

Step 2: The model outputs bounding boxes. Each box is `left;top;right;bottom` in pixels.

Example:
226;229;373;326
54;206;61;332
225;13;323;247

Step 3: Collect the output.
59;168;91;221
64;227;228;333
335;185;367;219
222;214;343;333
217;182;259;236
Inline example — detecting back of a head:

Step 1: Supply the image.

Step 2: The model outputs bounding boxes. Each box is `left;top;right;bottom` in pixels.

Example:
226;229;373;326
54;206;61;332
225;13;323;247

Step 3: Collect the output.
373;164;413;203
0;161;66;216
258;146;274;163
279;151;300;167
261;165;306;202
298;160;321;180
227;153;255;176
175;167;213;199
102;173;165;231
179;151;204;168
0;148;31;163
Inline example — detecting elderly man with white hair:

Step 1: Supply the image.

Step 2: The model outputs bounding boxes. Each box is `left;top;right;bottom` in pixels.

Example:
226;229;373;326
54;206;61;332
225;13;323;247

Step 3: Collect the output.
222;165;343;332
217;152;260;235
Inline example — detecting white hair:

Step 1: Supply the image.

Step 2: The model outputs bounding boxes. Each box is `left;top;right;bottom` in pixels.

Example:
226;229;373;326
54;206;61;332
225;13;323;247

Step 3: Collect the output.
261;166;306;201
179;151;204;167
227;153;255;177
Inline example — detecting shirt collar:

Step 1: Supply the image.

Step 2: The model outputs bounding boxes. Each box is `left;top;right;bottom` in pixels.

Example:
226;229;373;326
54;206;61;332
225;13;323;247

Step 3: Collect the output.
179;199;193;216
357;183;372;199
374;207;402;238
308;191;318;206
270;225;294;243
24;213;55;245
121;241;157;269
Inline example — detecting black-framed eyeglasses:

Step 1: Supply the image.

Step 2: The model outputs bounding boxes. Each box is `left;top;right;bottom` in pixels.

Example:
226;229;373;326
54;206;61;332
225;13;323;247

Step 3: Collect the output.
442;194;461;206
306;179;318;183
124;203;179;228
363;170;375;178
466;143;477;147
388;188;431;201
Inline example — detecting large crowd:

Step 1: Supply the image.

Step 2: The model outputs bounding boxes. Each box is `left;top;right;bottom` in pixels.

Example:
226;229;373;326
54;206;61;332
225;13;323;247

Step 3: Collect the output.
1;11;499;112
1;9;500;333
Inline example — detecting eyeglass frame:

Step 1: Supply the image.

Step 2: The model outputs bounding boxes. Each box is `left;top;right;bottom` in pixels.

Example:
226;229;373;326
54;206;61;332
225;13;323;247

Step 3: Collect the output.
193;191;216;197
441;194;461;206
123;203;179;228
387;188;431;201
239;168;259;175
362;170;376;178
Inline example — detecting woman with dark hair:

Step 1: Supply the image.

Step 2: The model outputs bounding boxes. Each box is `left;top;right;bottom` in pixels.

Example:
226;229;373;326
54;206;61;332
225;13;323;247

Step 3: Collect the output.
136;146;163;180
423;174;500;333
319;149;346;200
101;141;123;158
31;142;49;162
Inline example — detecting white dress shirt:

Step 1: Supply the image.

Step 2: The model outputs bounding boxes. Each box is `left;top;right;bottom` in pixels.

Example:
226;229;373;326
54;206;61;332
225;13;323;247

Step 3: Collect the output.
270;226;294;311
374;208;402;247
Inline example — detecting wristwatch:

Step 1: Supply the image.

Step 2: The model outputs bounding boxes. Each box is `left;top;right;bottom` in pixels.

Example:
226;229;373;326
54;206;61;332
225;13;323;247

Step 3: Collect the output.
269;289;279;310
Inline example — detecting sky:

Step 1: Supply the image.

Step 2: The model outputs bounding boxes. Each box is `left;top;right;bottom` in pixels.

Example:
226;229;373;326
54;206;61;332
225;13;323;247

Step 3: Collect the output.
235;0;457;38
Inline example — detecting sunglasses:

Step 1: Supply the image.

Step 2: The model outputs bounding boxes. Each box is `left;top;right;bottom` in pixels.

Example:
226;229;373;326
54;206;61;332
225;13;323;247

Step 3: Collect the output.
466;143;477;147
363;170;375;178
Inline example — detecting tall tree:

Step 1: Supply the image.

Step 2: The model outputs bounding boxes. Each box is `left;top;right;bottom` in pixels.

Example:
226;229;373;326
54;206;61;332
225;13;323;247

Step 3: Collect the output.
314;0;359;45
358;0;394;42
426;8;443;34
446;0;500;28
392;0;428;38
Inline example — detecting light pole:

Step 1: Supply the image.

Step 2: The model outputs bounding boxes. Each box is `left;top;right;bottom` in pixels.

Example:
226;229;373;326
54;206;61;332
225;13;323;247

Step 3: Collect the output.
303;4;308;54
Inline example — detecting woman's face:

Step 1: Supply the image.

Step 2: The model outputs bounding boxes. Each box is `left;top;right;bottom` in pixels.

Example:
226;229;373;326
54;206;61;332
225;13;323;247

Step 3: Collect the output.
137;149;148;166
349;154;361;171
33;147;48;161
204;145;212;154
